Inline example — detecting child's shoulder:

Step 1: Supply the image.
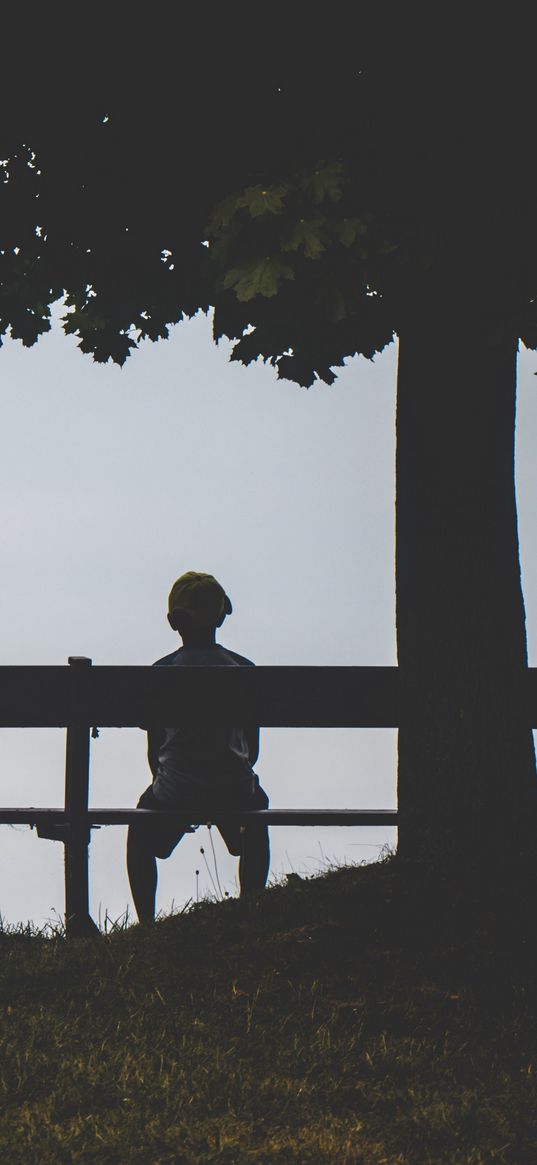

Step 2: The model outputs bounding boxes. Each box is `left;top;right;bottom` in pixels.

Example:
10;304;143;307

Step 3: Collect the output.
218;646;256;667
151;646;255;667
152;648;183;666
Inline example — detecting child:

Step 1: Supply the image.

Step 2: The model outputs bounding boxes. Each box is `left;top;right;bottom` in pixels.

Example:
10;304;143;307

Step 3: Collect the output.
127;571;270;922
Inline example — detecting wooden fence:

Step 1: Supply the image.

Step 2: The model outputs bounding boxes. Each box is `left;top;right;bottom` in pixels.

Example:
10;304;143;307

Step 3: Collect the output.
4;655;533;936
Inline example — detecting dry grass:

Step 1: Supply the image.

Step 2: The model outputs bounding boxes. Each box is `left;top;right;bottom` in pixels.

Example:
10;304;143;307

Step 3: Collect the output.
0;855;536;1163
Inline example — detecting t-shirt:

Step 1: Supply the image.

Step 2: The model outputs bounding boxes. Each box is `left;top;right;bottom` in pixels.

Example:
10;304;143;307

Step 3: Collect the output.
151;644;257;804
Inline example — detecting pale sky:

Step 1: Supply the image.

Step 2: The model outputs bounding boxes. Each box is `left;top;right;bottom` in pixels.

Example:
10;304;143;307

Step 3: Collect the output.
0;306;535;928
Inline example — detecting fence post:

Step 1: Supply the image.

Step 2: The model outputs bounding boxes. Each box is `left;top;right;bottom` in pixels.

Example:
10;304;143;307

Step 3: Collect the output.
64;657;99;937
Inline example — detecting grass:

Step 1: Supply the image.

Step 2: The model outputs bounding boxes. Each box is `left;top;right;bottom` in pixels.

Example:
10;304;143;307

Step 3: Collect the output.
1;854;537;1163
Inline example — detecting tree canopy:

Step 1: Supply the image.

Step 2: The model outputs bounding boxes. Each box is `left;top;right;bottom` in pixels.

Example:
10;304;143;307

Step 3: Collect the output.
1;18;535;385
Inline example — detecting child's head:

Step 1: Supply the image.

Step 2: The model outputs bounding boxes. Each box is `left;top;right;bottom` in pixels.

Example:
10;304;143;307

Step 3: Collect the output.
167;571;232;640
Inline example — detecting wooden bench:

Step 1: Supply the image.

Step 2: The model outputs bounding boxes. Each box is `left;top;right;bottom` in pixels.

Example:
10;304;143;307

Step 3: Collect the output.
0;655;402;935
4;655;537;935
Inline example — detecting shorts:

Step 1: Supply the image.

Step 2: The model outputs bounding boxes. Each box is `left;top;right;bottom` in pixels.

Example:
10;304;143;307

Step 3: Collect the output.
130;777;269;859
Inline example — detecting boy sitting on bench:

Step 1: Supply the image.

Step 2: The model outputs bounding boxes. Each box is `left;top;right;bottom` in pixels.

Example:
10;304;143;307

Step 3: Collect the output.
127;571;270;922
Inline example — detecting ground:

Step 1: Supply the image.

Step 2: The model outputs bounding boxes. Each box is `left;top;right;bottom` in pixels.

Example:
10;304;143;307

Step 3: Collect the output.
0;856;535;1164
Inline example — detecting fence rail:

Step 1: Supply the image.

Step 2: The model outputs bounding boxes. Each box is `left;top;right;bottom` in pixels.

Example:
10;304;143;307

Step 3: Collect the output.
0;663;400;726
0;809;399;827
2;657;536;936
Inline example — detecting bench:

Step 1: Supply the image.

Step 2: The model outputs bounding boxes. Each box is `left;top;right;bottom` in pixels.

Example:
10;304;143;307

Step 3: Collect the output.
0;655;404;935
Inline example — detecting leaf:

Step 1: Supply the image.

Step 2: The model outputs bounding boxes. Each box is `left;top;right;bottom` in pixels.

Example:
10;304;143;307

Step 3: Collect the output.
9;311;51;346
62;307;108;335
333;217;369;247
301;162;344;204
212;294;248;342
237;184;288;218
223;257;294;301
228;316;296;364
276;353;318;387
325;288;347;322
229;331;265;366
77;332;137;366
33;301;51;319
282;218;326;260
137;318;170;342
206;195;241;233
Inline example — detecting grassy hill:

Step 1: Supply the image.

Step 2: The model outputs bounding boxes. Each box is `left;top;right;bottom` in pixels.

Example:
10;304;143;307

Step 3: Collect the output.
1;855;536;1164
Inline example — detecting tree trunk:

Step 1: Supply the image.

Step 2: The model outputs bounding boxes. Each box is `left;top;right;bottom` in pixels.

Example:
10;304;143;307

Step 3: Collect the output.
396;304;537;878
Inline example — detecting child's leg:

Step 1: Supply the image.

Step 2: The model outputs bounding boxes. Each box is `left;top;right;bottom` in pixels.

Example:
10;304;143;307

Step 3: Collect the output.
238;822;270;895
127;785;188;923
127;827;158;922
218;782;270;896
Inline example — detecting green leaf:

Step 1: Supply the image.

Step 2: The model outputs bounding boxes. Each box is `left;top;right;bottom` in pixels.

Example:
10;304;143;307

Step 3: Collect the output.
276;353;325;387
223;257;294;301
206;195;241;233
325;289;347;322
62;307;108;335
137;318;170;342
282;218;326;260
212;294;248;342
333;217;369;247
34;301;51;318
301;162;344;204
237;184;288;218
9;310;51;347
229;331;266;366
77;332;137;365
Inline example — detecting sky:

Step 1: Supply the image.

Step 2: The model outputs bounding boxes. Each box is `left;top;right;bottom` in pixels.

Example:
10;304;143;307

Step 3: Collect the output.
0;306;535;928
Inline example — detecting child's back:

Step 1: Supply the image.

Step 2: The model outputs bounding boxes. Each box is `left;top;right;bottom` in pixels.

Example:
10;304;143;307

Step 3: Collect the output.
152;641;258;803
126;572;269;922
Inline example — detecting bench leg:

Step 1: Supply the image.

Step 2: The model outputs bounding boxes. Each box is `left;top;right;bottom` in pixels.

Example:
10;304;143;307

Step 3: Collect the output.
64;659;99;938
64;826;100;937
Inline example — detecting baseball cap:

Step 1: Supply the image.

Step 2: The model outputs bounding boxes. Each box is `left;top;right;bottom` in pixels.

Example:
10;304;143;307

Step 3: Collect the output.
167;571;232;627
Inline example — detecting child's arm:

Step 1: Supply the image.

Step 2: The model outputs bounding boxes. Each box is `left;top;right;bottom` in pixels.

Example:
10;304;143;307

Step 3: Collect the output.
147;727;166;780
245;725;260;767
